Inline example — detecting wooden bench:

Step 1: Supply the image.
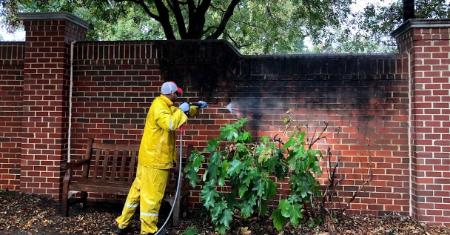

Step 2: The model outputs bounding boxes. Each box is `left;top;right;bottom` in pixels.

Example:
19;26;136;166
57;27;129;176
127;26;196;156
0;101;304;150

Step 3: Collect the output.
62;139;188;225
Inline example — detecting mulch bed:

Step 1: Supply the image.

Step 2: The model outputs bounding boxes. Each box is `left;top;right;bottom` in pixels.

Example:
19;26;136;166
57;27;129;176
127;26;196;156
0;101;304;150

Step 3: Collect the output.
0;190;449;234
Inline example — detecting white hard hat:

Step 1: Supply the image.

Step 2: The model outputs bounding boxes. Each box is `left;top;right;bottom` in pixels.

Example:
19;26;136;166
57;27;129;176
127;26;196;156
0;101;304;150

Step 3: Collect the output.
161;81;183;95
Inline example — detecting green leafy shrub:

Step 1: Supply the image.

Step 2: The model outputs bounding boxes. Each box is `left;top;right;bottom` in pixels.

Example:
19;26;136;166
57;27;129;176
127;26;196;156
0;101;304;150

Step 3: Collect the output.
184;118;323;234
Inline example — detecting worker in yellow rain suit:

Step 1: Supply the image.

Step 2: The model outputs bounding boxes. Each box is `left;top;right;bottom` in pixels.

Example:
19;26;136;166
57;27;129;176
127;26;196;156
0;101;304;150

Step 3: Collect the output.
114;81;207;234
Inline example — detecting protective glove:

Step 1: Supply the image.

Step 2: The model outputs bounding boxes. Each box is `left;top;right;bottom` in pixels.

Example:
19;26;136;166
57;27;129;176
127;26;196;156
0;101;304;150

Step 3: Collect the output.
196;101;208;108
179;102;189;113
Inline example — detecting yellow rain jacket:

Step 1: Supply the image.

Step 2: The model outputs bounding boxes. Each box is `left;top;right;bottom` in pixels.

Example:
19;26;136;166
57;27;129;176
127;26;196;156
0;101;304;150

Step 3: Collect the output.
138;95;199;169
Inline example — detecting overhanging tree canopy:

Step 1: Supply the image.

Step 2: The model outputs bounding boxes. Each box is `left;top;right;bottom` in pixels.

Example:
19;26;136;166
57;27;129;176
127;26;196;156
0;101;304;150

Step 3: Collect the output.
1;0;449;53
1;0;351;54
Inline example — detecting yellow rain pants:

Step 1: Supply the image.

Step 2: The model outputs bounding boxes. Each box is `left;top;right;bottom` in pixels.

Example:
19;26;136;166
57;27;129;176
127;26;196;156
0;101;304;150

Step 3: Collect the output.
116;165;169;234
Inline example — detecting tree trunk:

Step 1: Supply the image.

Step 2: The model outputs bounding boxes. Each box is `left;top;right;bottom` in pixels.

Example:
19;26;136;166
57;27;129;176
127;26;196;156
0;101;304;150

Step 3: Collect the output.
402;0;415;21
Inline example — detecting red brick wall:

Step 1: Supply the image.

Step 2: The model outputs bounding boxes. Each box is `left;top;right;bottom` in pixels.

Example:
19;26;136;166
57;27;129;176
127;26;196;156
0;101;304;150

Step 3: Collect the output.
67;40;410;215
20;16;86;198
394;28;416;219
393;19;450;226
0;42;24;190
0;13;449;226
205;55;410;215
69;41;162;155
68;40;238;155
412;27;449;225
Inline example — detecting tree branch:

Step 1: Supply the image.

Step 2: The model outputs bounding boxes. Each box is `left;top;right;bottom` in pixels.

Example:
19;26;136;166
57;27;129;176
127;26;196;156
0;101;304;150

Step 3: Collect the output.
198;0;212;15
209;2;225;12
187;0;196;37
153;0;176;39
402;0;415;21
120;0;177;39
223;31;251;49
185;0;211;38
308;122;328;149
168;0;187;38
119;0;160;20
207;0;241;39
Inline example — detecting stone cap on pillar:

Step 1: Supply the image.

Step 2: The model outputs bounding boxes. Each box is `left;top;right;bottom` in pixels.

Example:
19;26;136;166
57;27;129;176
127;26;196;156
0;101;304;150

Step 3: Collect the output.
18;12;89;30
391;18;450;38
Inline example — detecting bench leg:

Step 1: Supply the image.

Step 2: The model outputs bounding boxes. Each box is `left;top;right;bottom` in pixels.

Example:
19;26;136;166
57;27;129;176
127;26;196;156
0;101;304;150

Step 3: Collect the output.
62;199;69;217
80;191;88;209
173;172;184;226
173;195;181;226
62;182;69;216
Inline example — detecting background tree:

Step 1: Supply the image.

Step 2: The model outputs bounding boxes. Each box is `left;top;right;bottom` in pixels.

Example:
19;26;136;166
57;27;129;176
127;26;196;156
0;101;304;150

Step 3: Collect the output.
403;0;415;21
1;0;351;54
314;0;449;52
1;0;449;54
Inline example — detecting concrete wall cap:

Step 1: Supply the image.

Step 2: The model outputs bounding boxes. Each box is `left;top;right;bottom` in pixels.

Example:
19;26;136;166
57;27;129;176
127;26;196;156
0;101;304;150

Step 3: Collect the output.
391;18;450;38
18;12;89;29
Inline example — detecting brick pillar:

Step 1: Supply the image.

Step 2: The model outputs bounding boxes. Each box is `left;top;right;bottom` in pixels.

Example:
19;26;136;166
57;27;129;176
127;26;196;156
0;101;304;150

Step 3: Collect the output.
19;13;88;199
392;19;450;225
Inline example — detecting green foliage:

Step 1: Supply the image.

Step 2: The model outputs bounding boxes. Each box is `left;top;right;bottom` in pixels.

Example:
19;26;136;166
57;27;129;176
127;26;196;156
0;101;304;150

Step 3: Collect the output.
1;0;164;40
272;198;303;230
184;150;204;187
2;0;450;52
2;0;351;54
182;226;198;235
218;0;352;54
184;118;323;234
315;0;450;53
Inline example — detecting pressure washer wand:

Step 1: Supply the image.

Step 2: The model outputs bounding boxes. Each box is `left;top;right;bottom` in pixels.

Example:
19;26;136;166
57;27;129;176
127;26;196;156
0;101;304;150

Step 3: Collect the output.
189;102;202;107
154;129;184;235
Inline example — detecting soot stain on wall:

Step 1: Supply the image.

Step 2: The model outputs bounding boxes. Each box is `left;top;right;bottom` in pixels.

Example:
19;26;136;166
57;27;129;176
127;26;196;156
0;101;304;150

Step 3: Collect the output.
157;41;402;138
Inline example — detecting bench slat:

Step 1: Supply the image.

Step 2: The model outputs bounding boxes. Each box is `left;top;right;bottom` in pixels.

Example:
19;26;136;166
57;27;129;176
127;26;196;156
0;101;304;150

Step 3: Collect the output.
128;150;137;183
70;179;131;195
93;149;101;179
92;143;139;151
82;139;94;178
120;151;127;181
102;150;109;181
112;150;118;180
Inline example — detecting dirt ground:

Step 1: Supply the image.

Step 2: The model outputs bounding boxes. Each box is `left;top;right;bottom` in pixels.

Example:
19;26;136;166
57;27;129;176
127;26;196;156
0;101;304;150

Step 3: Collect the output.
0;190;449;235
